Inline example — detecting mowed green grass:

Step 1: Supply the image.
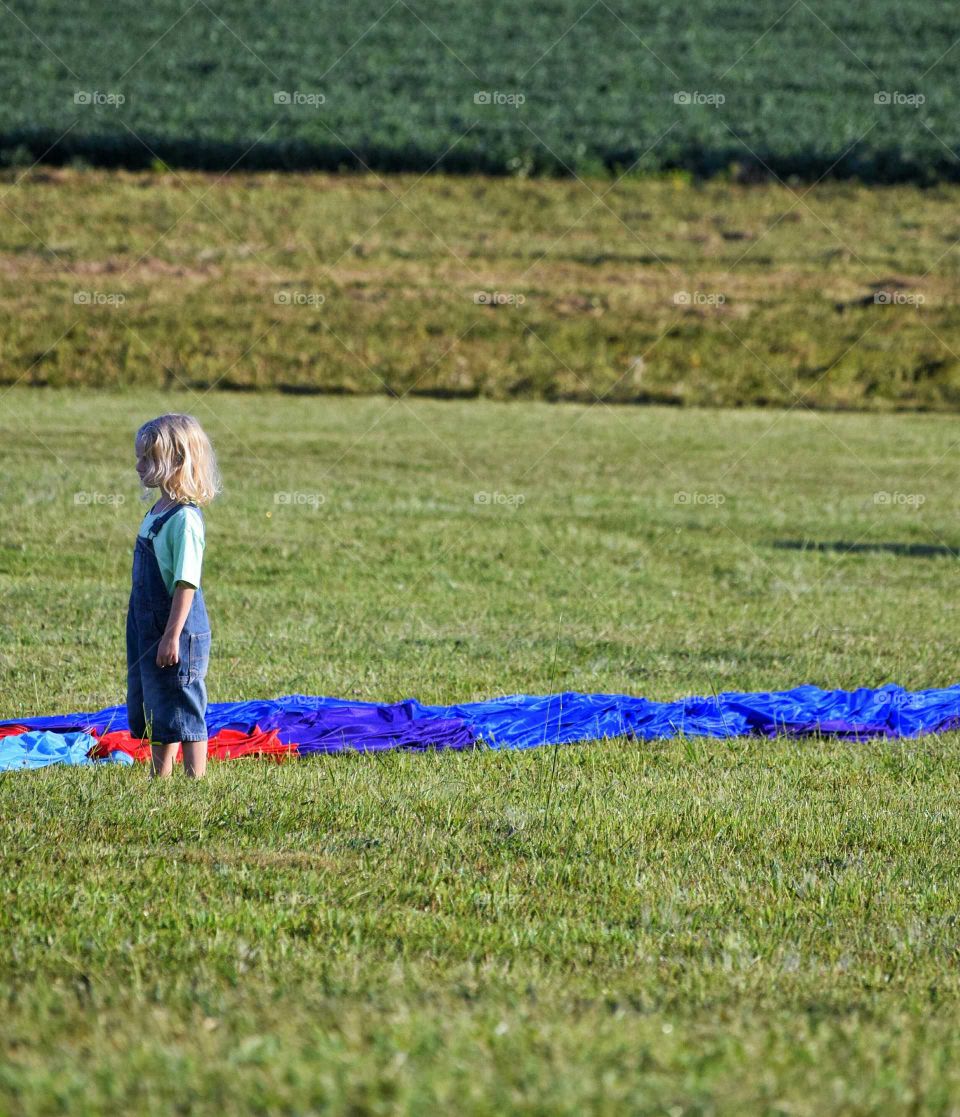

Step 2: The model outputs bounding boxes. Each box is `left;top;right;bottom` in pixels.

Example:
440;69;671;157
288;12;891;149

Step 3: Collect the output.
4;387;960;1115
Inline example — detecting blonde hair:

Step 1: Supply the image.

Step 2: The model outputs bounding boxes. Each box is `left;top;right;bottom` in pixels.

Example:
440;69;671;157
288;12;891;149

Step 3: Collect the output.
135;413;222;506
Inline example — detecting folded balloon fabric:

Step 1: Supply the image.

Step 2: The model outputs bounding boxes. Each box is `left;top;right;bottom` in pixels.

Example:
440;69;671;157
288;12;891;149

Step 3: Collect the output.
2;682;960;772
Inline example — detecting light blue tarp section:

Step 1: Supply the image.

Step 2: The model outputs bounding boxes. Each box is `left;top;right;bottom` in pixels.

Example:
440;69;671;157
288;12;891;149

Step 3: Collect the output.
0;730;104;771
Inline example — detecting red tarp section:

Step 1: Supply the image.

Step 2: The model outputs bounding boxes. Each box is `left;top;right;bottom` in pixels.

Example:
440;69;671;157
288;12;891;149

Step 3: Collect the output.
89;724;294;764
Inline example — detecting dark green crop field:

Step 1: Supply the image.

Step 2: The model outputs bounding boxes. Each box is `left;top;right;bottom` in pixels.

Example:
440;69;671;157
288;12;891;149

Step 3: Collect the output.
1;0;958;181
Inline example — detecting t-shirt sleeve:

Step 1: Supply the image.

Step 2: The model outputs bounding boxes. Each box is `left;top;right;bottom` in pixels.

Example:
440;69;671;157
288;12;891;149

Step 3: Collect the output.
167;509;205;589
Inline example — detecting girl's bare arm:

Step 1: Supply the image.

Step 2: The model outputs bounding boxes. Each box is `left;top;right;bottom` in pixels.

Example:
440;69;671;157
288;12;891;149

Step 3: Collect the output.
156;583;196;666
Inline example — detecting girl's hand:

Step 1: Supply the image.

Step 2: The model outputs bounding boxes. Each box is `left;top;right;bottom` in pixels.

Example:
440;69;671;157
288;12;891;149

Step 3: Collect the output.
156;631;180;668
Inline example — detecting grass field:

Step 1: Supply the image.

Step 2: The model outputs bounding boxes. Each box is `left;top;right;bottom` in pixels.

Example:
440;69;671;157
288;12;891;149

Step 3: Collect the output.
3;170;960;411
1;0;958;182
4;387;960;1113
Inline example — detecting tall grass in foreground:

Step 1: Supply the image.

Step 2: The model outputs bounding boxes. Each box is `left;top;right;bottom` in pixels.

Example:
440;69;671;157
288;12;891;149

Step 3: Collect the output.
6;737;960;1115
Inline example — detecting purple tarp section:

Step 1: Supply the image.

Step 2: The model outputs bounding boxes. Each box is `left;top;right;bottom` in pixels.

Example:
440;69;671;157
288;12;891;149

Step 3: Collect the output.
252;698;478;753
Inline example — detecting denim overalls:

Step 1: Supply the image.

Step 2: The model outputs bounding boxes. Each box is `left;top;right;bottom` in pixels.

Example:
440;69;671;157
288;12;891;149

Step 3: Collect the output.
126;502;211;745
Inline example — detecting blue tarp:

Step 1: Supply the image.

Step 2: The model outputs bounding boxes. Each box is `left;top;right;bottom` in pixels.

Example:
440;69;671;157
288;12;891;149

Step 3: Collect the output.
416;682;960;747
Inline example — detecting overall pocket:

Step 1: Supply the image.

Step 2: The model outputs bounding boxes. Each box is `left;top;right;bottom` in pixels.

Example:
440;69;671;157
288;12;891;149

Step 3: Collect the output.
177;630;212;686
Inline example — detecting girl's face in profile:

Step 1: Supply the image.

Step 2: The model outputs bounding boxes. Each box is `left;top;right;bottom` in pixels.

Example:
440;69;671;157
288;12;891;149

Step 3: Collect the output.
135;440;150;485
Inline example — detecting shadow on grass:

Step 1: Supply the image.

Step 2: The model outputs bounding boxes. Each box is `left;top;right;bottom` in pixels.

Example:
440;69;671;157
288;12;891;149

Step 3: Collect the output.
773;539;960;558
2;128;959;185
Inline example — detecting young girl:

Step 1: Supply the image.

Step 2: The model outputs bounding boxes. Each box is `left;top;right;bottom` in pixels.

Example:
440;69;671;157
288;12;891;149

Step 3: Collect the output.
127;414;222;779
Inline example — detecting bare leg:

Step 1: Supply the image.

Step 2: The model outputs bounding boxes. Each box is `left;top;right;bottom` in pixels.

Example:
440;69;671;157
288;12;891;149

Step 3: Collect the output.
150;742;178;779
183;739;208;779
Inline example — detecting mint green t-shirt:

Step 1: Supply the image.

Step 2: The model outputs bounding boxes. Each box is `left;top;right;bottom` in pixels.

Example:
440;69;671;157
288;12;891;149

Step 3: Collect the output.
138;504;205;596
